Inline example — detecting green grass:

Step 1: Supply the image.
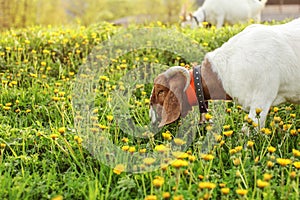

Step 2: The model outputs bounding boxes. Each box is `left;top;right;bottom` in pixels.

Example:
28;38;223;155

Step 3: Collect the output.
0;20;300;200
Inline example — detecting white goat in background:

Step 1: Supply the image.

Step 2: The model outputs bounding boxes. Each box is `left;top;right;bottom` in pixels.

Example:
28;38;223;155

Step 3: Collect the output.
181;0;268;28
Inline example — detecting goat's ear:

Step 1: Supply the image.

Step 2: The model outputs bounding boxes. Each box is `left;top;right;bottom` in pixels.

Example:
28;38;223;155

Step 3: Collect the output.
158;74;191;127
159;88;181;127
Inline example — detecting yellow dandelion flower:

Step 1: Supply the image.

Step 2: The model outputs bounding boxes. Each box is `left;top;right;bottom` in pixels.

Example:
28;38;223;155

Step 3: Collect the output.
172;151;189;159
122;145;129;151
0;143;6;149
154;144;167;153
219;183;226;188
290;113;296;118
58;127;66;134
267;161;274;168
173;138;186;146
51;195;63;200
206;125;213;131
162;131;172;140
283;124;292;131
52;96;60;102
256;108;262;115
41;61;47;66
202;42;209;47
121;137;129;143
113;164;125;175
290;171;297;179
236;189;248;196
203;193;211;199
201;154;214;161
106;115;113;122
100;76;109;81
50;133;59;140
263;173;272;181
152;176;164;188
160;163;168;171
229;149;236;155
128;146;136;153
75;136;83;144
247;141;254;148
198;182;216;190
214;134;222;142
292;149;300;157
290;129;298;136
188;155;196;162
233;158;241;166
171;159;188;168
5;103;12;107
205;113;213;120
276;158;292;167
162;192;170;199
198;175;204;180
3;106;11;111
261;128;272;135
223;125;231;130
273;107;279;112
257;179;269;189
98;124;108;130
235;146;243;152
172;195;183;200
274;116;281;123
293;162;300;169
267;146;276;153
219;140;225;146
139;148;146;153
223;130;233;137
143;158;156;165
221;188;230;195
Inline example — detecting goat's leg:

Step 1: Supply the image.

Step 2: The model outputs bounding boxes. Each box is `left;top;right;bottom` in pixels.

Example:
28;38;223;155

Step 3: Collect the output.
216;15;224;28
248;102;273;129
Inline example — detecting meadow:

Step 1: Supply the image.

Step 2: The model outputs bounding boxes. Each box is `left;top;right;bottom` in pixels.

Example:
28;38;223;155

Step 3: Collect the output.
0;20;300;200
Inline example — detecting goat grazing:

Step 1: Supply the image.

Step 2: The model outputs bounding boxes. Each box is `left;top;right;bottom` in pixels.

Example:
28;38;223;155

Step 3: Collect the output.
181;0;268;28
150;18;300;128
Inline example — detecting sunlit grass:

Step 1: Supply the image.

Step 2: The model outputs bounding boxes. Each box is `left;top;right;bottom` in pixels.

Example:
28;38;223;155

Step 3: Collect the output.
0;20;299;199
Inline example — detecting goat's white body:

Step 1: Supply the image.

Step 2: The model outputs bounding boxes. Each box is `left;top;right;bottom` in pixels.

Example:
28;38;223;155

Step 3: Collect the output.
206;18;300;125
187;0;267;28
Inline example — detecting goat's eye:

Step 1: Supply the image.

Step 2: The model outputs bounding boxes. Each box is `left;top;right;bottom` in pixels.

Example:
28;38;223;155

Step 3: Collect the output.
158;90;164;96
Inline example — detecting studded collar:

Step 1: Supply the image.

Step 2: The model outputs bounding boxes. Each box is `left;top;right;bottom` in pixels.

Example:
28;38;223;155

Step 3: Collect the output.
185;65;208;113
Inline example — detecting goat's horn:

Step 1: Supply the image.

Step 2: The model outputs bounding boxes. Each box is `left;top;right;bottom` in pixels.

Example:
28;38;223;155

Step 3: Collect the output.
164;66;191;91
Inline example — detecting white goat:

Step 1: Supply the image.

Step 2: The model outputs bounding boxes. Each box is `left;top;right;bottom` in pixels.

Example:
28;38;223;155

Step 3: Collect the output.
181;0;268;28
150;18;300;128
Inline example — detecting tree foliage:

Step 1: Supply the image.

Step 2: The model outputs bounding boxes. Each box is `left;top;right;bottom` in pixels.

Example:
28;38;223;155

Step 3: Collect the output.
0;0;195;29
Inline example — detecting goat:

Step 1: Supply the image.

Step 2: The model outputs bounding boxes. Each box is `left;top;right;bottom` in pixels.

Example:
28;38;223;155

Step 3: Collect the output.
150;18;300;128
181;0;268;28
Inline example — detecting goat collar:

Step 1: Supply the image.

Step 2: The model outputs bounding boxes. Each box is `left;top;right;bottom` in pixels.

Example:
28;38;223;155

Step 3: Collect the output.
193;9;206;26
193;15;200;26
185;65;208;113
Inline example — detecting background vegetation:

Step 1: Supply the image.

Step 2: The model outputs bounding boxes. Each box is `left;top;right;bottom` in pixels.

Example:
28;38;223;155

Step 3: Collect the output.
0;18;299;199
0;0;196;29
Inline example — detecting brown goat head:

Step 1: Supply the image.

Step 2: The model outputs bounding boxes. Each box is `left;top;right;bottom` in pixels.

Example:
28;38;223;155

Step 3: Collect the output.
149;67;192;127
